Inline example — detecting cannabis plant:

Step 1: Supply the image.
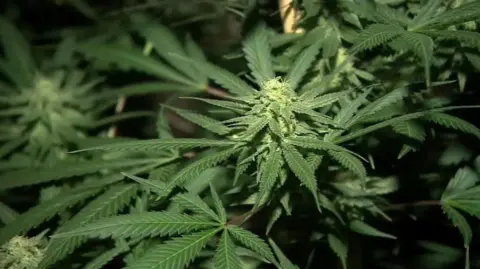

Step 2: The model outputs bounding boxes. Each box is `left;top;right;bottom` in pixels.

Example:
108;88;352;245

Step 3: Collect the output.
1;0;480;268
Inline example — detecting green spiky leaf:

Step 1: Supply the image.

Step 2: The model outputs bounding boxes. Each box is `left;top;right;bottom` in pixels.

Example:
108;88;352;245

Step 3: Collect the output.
0;158;159;190
349;24;405;53
423;112;480;139
0;188;100;245
70;138;236;153
215;230;243;269
243;23;275;85
38;184;138;268
282;143;318;200
124;228;220;269
328;151;366;179
285;38;324;90
350;220;396;239
52;212;218;239
442;206;472;246
228;226;276;264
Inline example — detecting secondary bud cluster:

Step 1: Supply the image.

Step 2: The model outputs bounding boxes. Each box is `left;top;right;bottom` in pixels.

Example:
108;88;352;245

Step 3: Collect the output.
0;236;45;269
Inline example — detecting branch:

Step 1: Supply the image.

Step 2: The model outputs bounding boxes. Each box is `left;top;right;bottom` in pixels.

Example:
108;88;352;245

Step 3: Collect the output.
382;200;441;211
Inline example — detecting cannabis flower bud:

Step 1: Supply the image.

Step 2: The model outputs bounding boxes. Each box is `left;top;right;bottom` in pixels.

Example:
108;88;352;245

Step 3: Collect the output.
0;235;45;269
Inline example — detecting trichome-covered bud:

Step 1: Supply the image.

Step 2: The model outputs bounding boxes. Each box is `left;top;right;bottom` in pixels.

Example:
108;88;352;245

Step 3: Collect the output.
0;235;46;269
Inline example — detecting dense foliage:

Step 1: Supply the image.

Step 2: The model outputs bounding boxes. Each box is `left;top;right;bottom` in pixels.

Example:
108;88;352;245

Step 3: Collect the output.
1;0;480;268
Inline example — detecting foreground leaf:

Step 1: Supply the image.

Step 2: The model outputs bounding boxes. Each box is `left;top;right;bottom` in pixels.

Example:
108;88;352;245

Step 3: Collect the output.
0;188;100;245
70;138;236;153
228;226;276;264
282;143;318;201
78;43;196;87
164;147;240;192
215;230;243;269
124;228;220;269
349;220;396;239
442;206;472;246
52;212;218;239
243;23;275;85
38;184;138;268
0;158;159;190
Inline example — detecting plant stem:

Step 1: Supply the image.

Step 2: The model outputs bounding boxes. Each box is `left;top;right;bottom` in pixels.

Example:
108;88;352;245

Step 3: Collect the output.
383;200;441;211
207;86;231;98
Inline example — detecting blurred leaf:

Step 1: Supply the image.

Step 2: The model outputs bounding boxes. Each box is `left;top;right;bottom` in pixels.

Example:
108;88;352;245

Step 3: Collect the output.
349;220;396;239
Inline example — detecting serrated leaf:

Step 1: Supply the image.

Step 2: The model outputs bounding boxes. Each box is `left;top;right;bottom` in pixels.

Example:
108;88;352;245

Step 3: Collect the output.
209;184;227;223
124;228;220;269
256;148;283;208
409;0;442;28
333;86;375;128
234;147;252;185
167;106;231;135
306;90;352;109
70;138;236;153
139;23;198;82
169;53;254;96
327;234;348;269
52;212;218;239
349;220;396;239
92;82;196;101
83;243;129;269
442;206;472;246
392;120;426;141
306;153;323;171
268;238;299;269
78;43;197;88
334;106;480;144
420;1;480;30
164;147;239;192
0;158;159;190
38;184;138;268
292;105;337;126
241;116;269;139
0;188;100;245
243;23;275;85
172;192;220;222
328;151;366;179
266;207;282;235
354;87;408;124
122;173;167;196
422;30;480;50
182;97;249;113
282;143;318;201
184;167;227;195
185;34;208;85
439;143;472;166
423;112;480;139
349;24;405;54
215;230;243;269
286;137;366;161
285;38;324;90
401;32;434;87
228;226;276;263
442;167;480;200
343;0;409;26
392;120;425;158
